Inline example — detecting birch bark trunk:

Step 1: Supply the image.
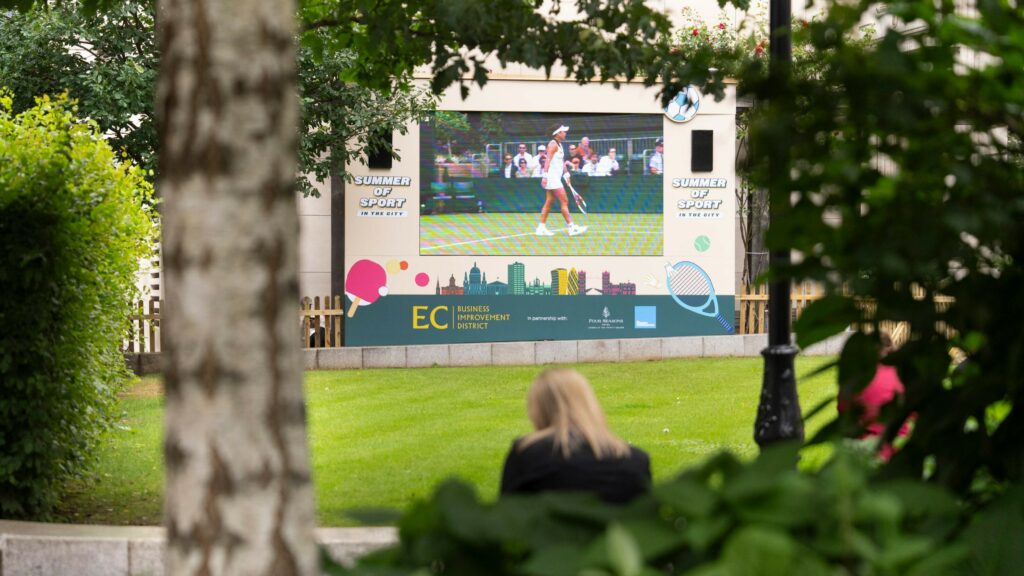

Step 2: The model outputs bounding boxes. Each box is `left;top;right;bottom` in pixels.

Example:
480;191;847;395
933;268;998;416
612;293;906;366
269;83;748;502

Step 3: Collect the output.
156;0;317;574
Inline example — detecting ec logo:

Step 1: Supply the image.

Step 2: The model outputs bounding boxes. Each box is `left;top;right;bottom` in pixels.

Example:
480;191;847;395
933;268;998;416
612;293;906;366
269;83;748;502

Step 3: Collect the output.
412;306;449;330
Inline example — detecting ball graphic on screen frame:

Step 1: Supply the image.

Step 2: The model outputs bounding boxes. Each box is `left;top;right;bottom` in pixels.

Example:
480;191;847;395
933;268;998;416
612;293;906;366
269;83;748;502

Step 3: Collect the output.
664;86;701;123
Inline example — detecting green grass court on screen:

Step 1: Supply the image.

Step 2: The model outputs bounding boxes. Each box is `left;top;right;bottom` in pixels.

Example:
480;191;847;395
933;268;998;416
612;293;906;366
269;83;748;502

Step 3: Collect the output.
420;213;664;256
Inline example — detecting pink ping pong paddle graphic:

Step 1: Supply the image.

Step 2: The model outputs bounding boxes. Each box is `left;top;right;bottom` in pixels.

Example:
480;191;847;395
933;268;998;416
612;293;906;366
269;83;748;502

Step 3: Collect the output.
345;259;388;317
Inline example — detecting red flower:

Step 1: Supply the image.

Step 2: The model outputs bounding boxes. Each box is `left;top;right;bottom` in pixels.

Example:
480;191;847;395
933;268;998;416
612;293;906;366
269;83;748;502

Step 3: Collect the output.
754;45;764;56
800;19;809;28
692;28;699;36
718;23;726;29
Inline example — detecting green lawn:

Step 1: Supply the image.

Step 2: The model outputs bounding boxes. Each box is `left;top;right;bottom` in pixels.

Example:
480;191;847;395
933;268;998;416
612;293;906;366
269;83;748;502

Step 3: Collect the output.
55;357;837;526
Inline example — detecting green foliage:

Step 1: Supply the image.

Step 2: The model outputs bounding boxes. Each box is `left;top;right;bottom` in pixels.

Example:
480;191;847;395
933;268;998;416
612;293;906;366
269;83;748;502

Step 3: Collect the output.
297;0;745;106
672;6;762;80
0;91;156;518
740;0;1024;500
297;41;435;195
667;0;1022;504
0;2;157;175
0;4;435;194
670;2;876;286
325;444;1020;575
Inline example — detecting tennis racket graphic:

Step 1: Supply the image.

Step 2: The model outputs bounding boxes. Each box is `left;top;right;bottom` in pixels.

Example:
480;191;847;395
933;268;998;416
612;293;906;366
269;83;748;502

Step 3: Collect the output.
564;177;588;214
665;261;734;333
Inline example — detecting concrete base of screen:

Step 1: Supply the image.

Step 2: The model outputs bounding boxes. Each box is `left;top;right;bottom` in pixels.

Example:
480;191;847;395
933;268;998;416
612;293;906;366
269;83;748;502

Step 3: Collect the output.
0;520;396;576
304;332;851;370
124;333;851;375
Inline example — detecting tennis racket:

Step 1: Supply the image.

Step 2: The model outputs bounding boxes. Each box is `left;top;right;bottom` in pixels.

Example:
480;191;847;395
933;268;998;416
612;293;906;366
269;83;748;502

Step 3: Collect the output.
564;177;588;214
664;261;734;333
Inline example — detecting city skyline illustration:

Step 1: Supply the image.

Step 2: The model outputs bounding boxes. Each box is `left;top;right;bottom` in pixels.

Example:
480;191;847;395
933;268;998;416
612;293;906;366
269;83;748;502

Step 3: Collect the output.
435;261;636;296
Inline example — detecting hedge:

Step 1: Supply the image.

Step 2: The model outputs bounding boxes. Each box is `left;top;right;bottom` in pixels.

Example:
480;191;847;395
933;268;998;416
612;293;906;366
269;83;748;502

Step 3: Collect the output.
0;91;156;518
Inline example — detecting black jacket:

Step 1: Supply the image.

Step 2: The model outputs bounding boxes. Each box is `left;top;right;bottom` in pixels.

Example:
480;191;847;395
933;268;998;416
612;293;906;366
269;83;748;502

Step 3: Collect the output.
499;435;651;504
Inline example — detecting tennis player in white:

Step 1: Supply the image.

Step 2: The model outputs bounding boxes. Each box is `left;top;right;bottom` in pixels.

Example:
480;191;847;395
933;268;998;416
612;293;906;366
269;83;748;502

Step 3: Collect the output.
536;124;587;237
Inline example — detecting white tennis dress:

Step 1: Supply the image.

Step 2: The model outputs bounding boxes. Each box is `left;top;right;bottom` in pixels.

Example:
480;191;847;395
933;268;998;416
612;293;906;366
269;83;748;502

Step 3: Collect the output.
543;142;565;190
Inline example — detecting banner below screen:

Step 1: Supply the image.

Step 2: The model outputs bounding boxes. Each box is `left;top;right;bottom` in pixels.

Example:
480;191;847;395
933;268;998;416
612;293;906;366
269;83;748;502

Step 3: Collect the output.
344;295;736;346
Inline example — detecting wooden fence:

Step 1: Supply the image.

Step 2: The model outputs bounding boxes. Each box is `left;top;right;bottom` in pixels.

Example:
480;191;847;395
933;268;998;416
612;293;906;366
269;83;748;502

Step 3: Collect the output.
301;295;345;348
122;295;347;352
737;282;825;336
124;298;161;353
737;283;956;346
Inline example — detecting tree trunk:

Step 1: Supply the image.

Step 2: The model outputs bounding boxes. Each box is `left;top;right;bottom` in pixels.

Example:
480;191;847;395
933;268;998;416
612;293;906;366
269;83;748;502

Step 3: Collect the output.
156;0;317;574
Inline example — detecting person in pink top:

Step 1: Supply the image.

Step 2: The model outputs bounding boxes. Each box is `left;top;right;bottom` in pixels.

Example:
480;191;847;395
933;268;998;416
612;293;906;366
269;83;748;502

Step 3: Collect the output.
841;332;908;459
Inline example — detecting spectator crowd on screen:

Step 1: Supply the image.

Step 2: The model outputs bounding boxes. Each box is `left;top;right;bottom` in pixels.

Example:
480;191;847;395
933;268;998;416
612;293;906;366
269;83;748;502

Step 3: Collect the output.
501;136;661;179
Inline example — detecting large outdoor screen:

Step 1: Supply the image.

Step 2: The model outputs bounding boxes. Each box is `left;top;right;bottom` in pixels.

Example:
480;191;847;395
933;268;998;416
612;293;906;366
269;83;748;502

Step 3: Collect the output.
419;112;664;257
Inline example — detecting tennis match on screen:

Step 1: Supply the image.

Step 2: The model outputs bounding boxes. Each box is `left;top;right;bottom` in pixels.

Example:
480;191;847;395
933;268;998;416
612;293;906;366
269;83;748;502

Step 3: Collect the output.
419;112;665;257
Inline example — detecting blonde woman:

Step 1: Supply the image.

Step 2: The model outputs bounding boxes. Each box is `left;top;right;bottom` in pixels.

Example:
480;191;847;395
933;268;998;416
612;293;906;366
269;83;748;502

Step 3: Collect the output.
536;124;587;237
500;368;651;503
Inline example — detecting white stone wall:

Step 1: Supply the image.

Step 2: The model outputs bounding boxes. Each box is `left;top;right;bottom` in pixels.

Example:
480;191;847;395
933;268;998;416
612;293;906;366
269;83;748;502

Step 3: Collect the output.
297;176;332;298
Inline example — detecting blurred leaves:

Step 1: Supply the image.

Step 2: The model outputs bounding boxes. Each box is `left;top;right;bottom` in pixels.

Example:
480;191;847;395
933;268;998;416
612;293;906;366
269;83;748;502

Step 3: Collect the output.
741;0;1024;502
328;445;986;575
794;294;859;349
961;487;1024;575
296;0;734;107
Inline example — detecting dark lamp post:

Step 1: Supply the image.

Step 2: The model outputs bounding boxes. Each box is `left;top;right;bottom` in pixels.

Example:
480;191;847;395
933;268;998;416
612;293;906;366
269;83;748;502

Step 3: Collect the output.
754;0;805;448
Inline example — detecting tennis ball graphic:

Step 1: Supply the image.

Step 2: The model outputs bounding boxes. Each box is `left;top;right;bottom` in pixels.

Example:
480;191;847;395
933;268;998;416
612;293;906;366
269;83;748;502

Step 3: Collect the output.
694;235;711;252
